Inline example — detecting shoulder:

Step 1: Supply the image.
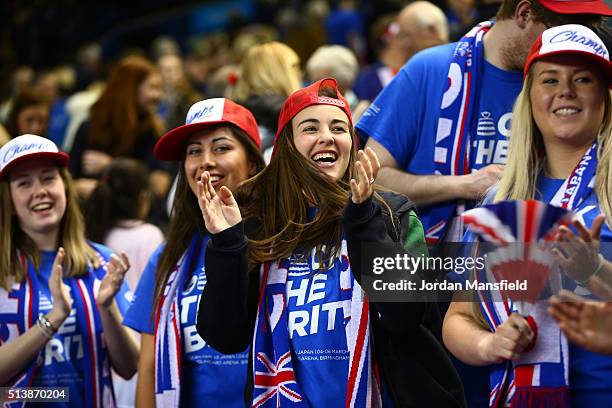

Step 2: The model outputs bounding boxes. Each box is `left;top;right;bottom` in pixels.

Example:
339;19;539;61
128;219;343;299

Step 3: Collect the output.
402;42;457;76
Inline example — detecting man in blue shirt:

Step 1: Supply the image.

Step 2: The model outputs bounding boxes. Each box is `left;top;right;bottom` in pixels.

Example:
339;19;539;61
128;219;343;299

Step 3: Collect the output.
357;0;609;244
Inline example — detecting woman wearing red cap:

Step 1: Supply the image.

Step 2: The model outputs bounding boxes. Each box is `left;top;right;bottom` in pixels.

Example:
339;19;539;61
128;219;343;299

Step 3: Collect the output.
196;79;466;407
122;98;265;407
443;24;612;407
0;134;138;407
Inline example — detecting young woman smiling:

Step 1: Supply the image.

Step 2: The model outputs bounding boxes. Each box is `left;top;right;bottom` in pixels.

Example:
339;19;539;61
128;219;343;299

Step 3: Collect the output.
196;78;466;407
0;134;137;407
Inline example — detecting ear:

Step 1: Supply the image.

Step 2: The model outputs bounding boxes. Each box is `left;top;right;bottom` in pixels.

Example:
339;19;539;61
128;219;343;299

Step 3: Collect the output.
514;0;533;30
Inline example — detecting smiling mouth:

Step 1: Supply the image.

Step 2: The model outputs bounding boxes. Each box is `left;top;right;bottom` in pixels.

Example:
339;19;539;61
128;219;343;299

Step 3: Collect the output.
311;152;338;168
554;107;581;116
31;202;53;212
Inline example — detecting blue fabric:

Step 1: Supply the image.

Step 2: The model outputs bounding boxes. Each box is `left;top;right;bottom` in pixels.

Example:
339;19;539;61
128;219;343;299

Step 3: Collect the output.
25;244;123;408
123;239;248;407
356;42;522;239
537;176;612;406
325;9;364;47
47;98;69;148
353;63;385;102
286;253;349;407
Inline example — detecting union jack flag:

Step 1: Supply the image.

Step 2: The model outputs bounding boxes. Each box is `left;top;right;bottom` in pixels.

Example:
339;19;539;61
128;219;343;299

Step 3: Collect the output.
253;351;304;408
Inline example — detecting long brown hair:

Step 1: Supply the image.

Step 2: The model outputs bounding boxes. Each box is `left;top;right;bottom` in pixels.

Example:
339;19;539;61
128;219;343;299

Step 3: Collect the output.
152;125;265;313
236;88;392;270
87;55;163;156
0;167;97;290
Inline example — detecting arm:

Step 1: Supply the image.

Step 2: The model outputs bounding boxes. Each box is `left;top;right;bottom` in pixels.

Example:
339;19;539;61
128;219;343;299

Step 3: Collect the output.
96;253;139;379
195;171;257;353
367;138;503;206
135;334;155;408
1;249;72;384
442;300;534;366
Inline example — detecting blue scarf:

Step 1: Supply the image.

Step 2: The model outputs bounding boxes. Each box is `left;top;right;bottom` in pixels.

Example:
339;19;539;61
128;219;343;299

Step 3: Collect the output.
1;245;115;408
154;234;205;407
428;21;493;244
252;242;381;407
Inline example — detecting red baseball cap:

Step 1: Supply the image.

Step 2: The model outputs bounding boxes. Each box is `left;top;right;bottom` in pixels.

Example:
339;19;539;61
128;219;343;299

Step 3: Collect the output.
154;98;261;161
524;24;612;86
273;78;355;157
0;134;69;179
538;0;612;15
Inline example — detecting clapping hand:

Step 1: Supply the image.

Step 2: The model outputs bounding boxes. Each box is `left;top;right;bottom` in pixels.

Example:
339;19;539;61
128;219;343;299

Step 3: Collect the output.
47;248;73;327
97;252;130;309
350;147;380;205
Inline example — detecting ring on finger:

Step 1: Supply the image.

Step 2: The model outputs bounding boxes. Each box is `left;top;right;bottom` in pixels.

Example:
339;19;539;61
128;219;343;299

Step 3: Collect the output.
369;178;375;185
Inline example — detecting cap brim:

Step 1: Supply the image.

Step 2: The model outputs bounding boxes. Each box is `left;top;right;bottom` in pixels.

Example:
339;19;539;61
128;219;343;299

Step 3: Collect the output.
528;50;612;87
540;2;612;15
0;151;69;179
154;121;231;161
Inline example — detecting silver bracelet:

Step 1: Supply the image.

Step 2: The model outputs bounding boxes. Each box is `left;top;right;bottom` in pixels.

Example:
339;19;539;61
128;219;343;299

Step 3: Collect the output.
576;253;605;286
37;314;57;339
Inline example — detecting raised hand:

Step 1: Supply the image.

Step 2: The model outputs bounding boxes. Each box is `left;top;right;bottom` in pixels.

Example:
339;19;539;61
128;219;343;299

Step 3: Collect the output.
479;313;535;363
47;247;73;328
350;147;380;204
461;164;504;201
197;171;242;234
553;215;605;284
97;252;130;309
549;289;612;355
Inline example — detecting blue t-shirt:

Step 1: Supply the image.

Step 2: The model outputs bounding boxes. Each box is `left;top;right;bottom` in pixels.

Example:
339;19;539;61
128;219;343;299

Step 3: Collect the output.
28;246;130;407
285;251;349;407
123;243;248;407
356;42;523;234
537;176;612;406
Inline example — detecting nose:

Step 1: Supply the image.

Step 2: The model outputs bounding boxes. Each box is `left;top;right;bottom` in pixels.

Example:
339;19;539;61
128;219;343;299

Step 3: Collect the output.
199;150;216;171
318;128;335;145
32;180;48;199
558;78;577;99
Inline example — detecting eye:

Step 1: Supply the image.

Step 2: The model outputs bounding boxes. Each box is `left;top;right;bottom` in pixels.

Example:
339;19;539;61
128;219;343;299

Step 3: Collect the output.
213;145;232;153
17;180;31;188
301;125;317;133
542;77;558;85
575;75;593;84
187;146;201;156
332;125;348;133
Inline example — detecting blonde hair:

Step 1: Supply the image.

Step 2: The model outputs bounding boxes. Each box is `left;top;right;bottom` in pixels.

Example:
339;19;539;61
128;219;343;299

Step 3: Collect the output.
494;71;612;225
0;167;97;290
233;42;302;101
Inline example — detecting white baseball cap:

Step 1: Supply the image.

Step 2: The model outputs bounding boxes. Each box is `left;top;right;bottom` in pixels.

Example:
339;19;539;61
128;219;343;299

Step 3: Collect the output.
524;24;612;86
0;134;69;179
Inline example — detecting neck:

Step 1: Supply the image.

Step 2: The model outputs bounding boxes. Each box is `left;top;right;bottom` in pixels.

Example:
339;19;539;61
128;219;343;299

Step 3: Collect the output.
544;141;594;180
482;20;517;71
28;229;59;252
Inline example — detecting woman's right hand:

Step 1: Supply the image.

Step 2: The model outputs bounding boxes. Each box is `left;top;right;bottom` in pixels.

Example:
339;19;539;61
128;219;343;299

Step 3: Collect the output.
479;313;535;364
197;171;242;234
46;248;73;328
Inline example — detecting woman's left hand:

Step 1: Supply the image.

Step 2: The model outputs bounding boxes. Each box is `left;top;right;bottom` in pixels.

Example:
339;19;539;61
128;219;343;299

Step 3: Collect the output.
552;215;604;283
350;147;380;204
97;252;130;309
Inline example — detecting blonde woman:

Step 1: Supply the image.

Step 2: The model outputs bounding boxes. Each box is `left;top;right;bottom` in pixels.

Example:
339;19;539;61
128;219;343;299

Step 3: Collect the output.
0;134;138;407
443;25;612;407
232;41;302;155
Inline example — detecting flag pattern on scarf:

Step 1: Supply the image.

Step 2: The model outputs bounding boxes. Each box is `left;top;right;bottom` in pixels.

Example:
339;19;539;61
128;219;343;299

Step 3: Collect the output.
461;197;582;407
252;240;381;408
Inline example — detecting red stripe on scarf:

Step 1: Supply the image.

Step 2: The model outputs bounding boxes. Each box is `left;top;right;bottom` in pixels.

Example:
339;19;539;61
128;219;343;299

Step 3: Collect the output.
346;299;370;407
77;281;98;408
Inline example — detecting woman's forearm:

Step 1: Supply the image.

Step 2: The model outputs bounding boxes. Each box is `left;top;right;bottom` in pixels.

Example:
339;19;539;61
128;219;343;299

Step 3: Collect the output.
135;334;155;408
98;301;139;379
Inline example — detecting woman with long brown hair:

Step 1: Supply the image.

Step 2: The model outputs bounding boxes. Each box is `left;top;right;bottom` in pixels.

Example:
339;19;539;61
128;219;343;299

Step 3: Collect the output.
69;55;170;198
122;98;265;407
196;78;466;407
0;134;138;407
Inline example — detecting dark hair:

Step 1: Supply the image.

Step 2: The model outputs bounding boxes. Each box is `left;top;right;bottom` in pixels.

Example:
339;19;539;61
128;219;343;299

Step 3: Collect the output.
4;88;49;137
496;0;602;29
85;158;151;243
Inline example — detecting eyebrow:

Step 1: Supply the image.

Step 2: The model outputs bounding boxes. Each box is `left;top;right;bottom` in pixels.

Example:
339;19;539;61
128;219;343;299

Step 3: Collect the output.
538;68;591;76
10;168;56;180
187;136;232;146
297;118;349;127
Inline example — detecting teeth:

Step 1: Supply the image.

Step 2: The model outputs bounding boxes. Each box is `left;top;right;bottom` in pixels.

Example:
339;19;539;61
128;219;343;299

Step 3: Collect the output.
32;203;52;211
555;108;580;116
312;152;337;161
210;176;221;182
